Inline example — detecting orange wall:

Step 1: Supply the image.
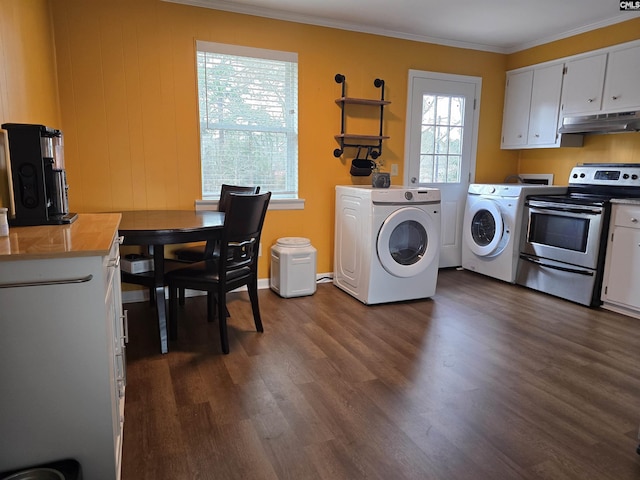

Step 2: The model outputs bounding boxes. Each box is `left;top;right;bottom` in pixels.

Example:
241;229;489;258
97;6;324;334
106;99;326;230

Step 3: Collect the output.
0;0;60;208
50;0;512;275
506;18;640;184
8;2;637;276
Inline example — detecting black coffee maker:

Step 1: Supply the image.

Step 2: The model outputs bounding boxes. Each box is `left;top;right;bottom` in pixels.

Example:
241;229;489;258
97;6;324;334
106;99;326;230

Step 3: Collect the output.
2;123;77;226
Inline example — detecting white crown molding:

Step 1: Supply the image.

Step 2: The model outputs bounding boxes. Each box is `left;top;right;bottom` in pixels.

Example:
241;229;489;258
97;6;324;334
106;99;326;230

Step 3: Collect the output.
162;0;640;54
161;0;509;53
506;12;640;54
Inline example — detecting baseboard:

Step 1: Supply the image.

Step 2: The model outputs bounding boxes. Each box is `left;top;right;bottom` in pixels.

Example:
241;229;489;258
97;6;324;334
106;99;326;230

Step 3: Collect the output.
122;272;334;304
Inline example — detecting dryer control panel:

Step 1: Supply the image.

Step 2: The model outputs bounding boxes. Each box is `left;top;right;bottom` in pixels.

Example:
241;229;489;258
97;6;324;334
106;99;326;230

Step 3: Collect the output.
371;186;440;204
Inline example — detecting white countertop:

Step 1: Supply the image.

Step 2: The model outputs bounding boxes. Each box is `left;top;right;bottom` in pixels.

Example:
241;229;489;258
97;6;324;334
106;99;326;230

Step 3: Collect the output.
0;213;121;260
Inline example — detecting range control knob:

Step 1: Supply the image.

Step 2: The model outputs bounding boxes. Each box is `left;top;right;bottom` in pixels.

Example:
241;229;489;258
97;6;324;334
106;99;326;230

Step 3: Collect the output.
623;173;630;179
405;191;413;200
580;173;586;178
633;174;639;180
572;173;578;178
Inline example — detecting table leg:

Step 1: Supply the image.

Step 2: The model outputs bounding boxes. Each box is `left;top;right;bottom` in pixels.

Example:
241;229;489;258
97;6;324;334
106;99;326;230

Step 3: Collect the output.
146;245;155;306
152;245;168;354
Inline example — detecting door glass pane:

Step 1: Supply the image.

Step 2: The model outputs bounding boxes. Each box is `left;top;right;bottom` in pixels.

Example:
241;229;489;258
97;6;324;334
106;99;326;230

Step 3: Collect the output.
436;126;449;154
447;156;461;182
450;97;463;126
436;96;451;125
420;155;435;183
436;155;448;182
471;210;496;246
422;95;436;124
419;94;465;184
388;220;428;265
421;126;435;154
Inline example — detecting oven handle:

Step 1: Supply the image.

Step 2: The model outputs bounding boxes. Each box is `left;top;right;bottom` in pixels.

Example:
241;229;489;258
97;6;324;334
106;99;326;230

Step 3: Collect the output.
526;201;603;215
519;254;595;276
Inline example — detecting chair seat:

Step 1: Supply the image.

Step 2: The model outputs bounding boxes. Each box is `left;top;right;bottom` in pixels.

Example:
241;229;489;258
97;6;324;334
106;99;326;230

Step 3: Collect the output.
166;260;251;285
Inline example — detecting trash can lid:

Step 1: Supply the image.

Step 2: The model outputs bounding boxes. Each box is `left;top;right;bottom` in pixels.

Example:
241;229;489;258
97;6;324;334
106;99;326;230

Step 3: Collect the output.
276;237;311;247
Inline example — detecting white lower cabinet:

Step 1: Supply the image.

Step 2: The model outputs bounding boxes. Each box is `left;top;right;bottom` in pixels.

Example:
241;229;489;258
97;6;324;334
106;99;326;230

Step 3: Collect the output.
0;236;126;479
601;203;640;318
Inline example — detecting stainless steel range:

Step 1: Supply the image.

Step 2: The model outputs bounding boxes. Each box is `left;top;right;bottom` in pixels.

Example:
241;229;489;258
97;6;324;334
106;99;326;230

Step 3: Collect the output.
516;163;640;307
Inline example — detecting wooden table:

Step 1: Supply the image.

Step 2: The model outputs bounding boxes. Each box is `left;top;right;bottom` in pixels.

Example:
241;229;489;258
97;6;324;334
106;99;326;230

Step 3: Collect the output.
118;210;225;354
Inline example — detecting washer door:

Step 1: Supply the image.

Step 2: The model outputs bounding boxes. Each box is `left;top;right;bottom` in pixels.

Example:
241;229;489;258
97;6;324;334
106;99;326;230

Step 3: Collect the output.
377;207;439;278
464;199;506;257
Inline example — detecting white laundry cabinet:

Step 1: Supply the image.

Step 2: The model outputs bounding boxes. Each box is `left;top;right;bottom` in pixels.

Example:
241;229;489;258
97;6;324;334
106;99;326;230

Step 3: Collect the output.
0;214;126;480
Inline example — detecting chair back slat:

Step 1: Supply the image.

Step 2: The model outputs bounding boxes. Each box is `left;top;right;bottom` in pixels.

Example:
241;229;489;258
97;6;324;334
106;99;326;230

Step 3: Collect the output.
213;192;271;269
223;192;271;240
218;184;260;212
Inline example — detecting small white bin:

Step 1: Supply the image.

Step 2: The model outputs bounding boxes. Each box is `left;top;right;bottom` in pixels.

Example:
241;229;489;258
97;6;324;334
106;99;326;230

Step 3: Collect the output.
270;237;317;298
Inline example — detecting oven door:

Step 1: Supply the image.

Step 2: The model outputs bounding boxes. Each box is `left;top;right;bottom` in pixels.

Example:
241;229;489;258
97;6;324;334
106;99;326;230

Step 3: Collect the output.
522;200;605;269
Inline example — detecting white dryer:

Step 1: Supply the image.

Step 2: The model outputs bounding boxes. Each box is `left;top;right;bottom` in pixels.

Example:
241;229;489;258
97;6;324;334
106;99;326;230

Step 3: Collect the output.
334;185;441;305
462;183;566;283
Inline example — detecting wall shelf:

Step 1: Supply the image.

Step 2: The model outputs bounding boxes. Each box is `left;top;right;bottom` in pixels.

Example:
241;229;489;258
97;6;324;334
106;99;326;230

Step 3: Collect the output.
333;74;390;159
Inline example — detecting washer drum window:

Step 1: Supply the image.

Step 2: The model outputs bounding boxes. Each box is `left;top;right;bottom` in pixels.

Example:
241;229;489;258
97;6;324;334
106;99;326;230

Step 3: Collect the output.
464;199;508;257
377;207;439;278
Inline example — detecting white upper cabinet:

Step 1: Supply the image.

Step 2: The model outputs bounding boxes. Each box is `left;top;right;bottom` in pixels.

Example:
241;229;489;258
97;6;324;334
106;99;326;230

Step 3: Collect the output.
602;43;640;112
560;53;607;115
501;63;574;149
561;41;640;117
501;39;640;150
528;63;565;146
501;69;533;148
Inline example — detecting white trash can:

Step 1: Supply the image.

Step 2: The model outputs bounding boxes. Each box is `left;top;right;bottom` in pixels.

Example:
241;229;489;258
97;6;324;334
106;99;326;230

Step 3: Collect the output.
270;237;317;298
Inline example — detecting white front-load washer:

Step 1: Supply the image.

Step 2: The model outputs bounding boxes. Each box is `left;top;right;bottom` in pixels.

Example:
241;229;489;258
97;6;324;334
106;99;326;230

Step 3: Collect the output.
334;185;441;305
461;183;567;283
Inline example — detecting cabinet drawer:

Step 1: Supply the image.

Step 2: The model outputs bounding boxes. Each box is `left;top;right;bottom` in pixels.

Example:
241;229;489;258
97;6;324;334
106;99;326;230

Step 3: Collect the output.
613;205;640;229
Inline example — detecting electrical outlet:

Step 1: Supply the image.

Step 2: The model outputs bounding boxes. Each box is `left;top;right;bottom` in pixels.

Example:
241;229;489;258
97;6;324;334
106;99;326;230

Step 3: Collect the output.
391;164;399;176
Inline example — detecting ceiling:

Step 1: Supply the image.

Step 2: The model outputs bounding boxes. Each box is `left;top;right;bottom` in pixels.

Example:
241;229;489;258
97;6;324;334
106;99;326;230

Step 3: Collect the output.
164;0;640;53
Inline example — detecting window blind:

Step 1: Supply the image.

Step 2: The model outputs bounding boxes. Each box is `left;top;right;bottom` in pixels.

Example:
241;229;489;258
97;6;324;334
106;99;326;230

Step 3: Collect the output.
196;41;299;199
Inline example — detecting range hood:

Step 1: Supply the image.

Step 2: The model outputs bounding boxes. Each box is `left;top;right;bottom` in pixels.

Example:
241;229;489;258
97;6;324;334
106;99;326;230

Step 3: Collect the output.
558;111;640;134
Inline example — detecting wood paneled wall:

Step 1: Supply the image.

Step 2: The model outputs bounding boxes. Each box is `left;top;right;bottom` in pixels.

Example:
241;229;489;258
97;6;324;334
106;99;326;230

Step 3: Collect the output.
0;0;60;209
49;0;511;275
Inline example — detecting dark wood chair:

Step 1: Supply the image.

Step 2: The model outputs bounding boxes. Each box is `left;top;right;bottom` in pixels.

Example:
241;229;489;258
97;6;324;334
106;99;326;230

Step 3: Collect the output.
173;184;260;262
169;184;260;306
165;192;271;354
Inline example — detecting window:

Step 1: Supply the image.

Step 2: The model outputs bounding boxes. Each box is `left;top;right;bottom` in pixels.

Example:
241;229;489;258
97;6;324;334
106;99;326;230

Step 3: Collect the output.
196;41;298;199
418;94;464;183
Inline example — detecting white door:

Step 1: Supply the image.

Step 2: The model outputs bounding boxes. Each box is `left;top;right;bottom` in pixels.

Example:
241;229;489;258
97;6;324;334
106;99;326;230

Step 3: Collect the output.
405;70;481;267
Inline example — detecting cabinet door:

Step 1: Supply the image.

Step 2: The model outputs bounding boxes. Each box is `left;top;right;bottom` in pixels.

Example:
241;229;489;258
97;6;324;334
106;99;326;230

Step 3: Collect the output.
501;69;533;148
561;53;607;115
106;239;125;477
603;226;640;309
528;63;563;146
603;44;640;112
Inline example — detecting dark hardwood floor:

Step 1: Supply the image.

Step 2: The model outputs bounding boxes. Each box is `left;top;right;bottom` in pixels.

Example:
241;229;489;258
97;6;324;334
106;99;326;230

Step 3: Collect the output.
121;268;640;480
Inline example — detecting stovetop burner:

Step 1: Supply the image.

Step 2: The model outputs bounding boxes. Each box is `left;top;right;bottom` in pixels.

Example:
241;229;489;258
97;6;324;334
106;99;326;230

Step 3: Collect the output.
530;164;640;204
527;193;612;207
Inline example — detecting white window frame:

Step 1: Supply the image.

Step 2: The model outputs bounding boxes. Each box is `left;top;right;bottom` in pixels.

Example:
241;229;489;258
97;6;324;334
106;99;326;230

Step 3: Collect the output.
195;40;303;210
